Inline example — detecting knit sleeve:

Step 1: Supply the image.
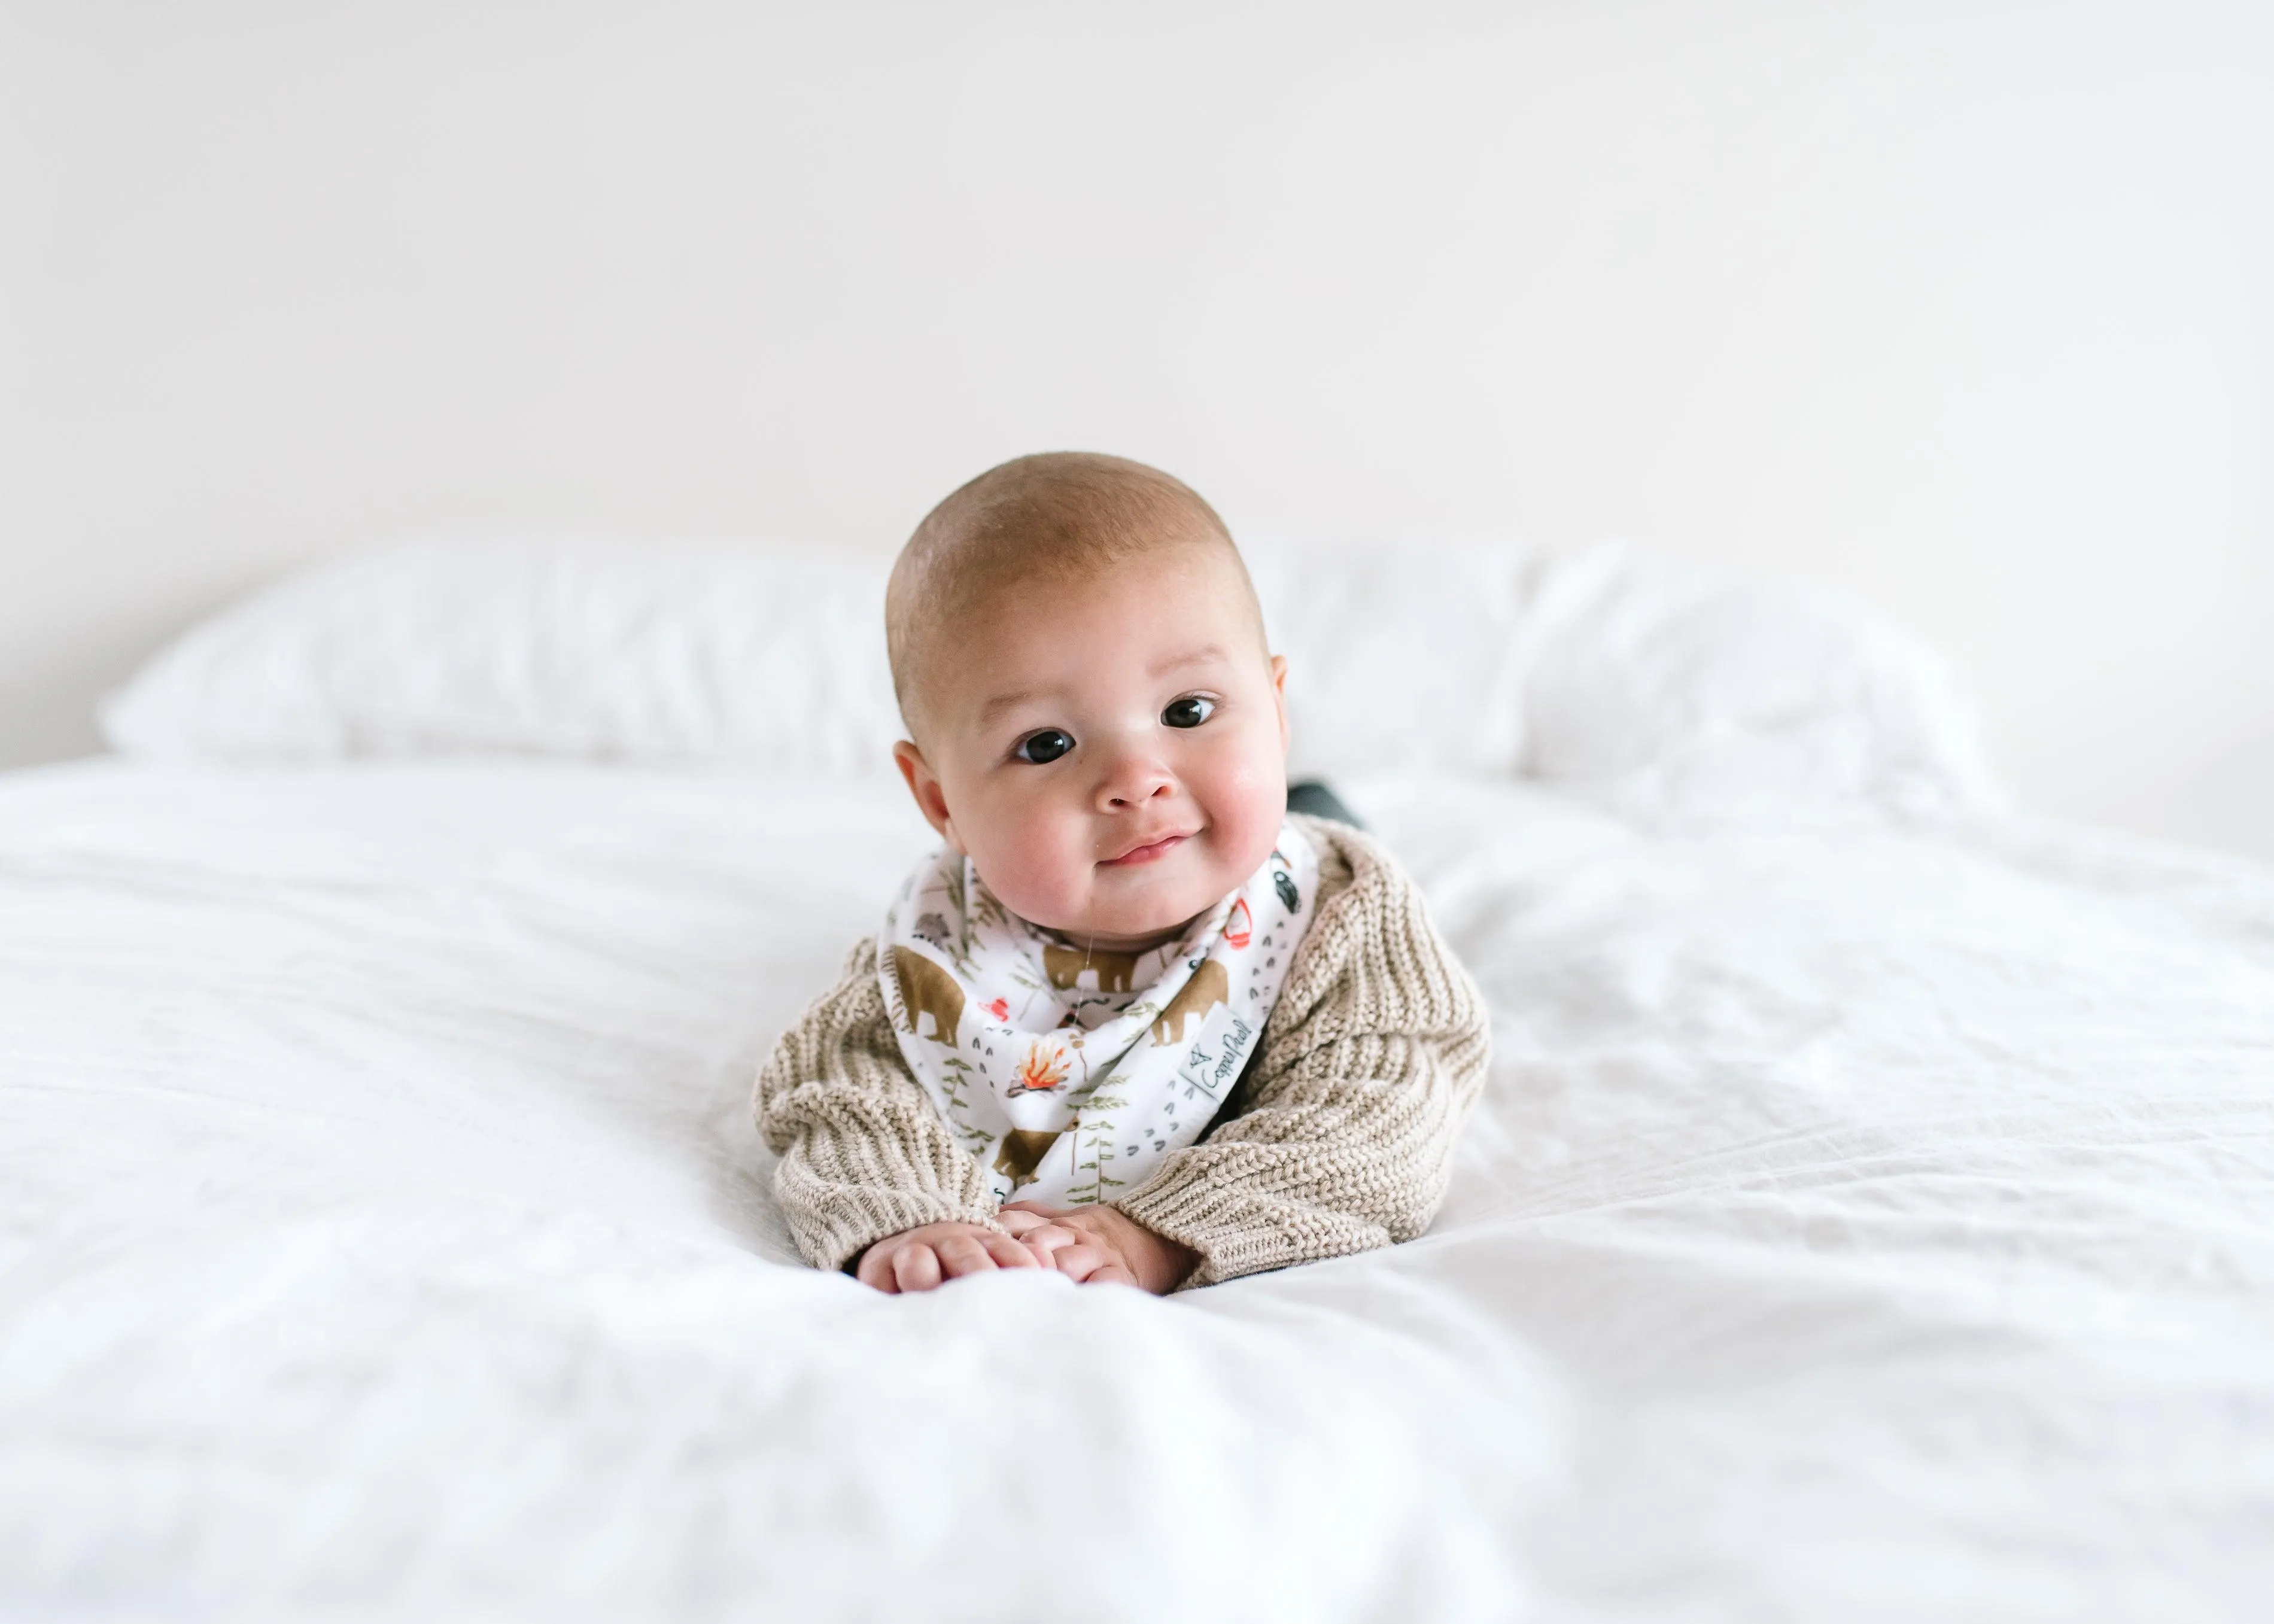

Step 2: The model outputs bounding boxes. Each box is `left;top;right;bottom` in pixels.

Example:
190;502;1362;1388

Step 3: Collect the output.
753;938;1004;1272
1111;822;1490;1287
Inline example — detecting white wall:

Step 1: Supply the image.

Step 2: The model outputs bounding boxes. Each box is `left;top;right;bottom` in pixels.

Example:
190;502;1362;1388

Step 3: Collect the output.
4;1;2270;859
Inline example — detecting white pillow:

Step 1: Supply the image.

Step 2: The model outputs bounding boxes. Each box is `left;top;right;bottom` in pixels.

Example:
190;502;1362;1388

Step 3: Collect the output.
1515;542;2002;820
1242;539;1534;781
103;531;1992;822
102;536;907;774
104;533;1541;780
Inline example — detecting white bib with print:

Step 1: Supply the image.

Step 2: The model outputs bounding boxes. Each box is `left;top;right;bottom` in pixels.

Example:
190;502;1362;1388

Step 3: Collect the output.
877;824;1321;1208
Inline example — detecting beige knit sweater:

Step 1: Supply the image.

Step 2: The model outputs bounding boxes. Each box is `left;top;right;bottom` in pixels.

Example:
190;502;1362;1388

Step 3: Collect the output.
752;816;1489;1287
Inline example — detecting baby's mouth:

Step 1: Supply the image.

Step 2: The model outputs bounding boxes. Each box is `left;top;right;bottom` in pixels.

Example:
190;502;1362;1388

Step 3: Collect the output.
1099;831;1193;867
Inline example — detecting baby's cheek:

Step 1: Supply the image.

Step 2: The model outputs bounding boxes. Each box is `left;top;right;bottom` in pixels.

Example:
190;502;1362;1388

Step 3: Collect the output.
972;817;1087;926
1209;752;1288;857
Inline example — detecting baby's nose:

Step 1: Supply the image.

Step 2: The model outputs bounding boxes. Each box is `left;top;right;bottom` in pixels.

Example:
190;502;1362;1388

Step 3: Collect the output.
1096;753;1175;811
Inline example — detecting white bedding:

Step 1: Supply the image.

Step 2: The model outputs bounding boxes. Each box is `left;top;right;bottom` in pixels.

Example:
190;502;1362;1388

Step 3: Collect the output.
2;761;2270;1620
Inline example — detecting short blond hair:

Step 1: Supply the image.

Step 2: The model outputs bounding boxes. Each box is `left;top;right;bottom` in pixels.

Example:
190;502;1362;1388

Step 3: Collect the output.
886;452;1258;735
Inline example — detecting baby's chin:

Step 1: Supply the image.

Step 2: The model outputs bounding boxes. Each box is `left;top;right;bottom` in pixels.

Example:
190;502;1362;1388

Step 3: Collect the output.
990;866;1199;945
987;823;1280;943
1013;886;1191;944
1062;864;1251;945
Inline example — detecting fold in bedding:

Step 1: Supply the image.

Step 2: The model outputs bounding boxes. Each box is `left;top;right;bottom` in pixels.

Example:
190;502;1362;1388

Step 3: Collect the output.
1;761;2269;1620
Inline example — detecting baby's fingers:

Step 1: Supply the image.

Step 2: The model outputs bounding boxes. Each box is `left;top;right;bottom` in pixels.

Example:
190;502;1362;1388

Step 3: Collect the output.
890;1242;945;1293
1048;1242;1118;1282
980;1231;1041;1271
1016;1222;1083;1265
938;1233;1010;1279
855;1242;904;1293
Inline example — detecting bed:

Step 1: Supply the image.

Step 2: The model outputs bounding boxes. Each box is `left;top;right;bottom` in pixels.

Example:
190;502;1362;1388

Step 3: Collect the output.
4;539;2269;1619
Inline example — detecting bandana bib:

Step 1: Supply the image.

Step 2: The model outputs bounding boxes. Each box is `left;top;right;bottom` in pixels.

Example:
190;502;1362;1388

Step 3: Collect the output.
877;823;1321;1208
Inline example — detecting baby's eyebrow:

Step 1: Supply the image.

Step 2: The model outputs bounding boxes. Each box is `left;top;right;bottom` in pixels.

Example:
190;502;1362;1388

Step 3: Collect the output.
977;686;1048;725
1150;643;1230;676
975;643;1233;722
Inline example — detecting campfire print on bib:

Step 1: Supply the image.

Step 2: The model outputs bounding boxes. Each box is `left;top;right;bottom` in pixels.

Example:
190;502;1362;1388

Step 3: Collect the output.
877;823;1322;1208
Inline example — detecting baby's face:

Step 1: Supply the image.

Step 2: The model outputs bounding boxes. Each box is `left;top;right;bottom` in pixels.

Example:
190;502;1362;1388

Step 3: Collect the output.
893;547;1288;951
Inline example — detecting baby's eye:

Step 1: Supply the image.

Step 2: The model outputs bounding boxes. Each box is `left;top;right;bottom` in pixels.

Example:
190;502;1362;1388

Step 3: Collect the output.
1162;696;1217;729
1016;729;1075;764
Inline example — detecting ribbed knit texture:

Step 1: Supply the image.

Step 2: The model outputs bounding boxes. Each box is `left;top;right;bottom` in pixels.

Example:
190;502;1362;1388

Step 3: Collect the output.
752;816;1490;1284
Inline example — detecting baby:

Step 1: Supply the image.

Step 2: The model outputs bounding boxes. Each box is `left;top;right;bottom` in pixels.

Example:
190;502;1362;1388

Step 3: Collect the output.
755;452;1488;1293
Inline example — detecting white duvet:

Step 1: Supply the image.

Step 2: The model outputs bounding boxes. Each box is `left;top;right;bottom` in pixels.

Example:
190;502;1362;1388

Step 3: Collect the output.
3;758;2269;1620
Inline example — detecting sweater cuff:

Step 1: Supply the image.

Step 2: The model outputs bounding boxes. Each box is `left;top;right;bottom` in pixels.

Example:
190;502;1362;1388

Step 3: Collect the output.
1112;1163;1388;1288
777;1147;1005;1273
799;1192;1007;1275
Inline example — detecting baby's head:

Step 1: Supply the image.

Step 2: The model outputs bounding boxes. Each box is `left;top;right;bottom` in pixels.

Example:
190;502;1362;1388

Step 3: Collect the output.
887;452;1288;952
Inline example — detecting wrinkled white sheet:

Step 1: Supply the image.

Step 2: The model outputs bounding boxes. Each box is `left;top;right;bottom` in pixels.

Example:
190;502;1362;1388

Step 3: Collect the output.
2;762;2270;1620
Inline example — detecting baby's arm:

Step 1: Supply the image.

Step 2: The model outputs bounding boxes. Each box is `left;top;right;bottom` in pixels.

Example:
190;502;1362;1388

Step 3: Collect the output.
1106;835;1490;1287
755;939;1014;1279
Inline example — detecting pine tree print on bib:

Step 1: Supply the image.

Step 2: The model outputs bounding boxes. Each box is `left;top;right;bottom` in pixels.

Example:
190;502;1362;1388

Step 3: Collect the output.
877;824;1321;1208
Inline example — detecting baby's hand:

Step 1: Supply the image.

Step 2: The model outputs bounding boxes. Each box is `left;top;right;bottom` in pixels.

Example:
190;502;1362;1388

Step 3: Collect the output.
854;1221;1041;1294
999;1203;1199;1295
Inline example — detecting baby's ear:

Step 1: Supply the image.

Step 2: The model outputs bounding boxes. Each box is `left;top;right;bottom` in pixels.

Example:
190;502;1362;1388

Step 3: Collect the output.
892;740;955;841
1269;654;1290;751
